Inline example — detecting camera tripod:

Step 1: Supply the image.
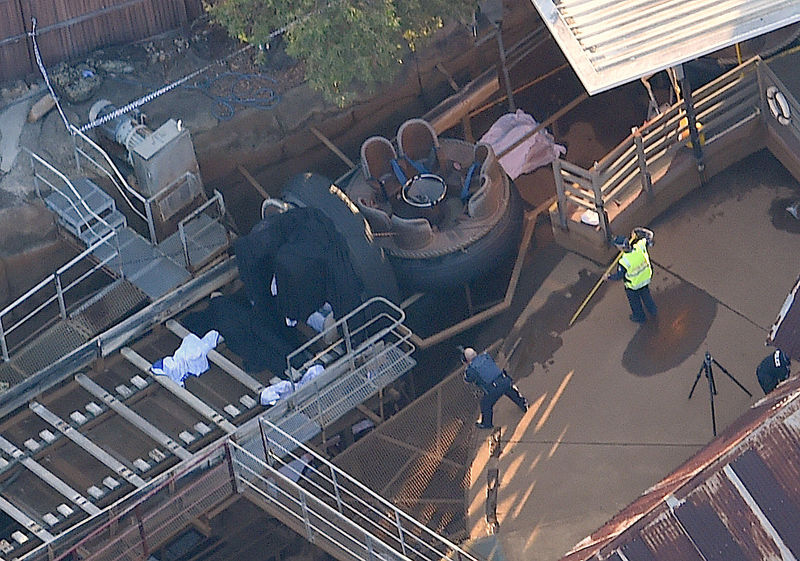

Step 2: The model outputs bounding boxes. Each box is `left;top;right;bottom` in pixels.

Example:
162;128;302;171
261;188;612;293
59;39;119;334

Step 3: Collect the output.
689;350;752;436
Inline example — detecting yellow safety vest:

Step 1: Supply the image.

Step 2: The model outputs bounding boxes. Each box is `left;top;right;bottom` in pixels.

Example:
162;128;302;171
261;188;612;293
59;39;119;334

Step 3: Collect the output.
619;239;652;290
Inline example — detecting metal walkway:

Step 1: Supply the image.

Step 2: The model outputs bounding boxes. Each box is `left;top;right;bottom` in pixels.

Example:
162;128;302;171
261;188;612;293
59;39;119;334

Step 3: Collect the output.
0;148;229;393
0;297;422;561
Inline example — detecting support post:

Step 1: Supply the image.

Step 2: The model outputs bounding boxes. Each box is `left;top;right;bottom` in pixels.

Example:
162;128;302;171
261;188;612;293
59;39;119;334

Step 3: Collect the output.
553;159;568;229
632;127;652;198
675;64;706;181
590;163;609;239
496;26;516;112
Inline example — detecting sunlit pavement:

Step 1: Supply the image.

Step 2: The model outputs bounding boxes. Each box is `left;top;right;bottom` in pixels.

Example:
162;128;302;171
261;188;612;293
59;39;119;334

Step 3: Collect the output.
466;151;800;561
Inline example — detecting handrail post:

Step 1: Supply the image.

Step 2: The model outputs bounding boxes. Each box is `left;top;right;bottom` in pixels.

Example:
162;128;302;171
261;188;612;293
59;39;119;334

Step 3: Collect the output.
552;158;568;229
330;467;344;513
342;319;355;373
0;316;8;362
178;221;190;270
590;163;609;240
632;127;652;198
394;509;408;557
145;200;157;245
55;273;67;320
299;490;313;541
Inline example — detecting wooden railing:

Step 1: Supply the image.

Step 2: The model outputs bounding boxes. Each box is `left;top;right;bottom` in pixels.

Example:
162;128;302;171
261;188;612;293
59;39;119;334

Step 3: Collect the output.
553;58;764;240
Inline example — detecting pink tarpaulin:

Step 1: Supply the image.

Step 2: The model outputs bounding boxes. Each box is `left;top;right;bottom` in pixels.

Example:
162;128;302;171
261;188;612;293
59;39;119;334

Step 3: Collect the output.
479;110;566;180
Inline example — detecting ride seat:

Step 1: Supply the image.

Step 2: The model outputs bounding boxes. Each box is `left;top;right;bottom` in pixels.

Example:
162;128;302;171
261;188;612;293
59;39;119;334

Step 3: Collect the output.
391;215;433;250
397;119;440;174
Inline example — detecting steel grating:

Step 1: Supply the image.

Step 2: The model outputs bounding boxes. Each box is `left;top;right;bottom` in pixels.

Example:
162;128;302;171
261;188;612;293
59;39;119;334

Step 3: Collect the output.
333;371;477;539
12;322;88;375
296;346;416;429
69;279;149;337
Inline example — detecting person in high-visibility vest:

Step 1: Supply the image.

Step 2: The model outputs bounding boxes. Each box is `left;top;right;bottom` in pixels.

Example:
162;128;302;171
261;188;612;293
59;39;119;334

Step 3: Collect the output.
606;227;658;323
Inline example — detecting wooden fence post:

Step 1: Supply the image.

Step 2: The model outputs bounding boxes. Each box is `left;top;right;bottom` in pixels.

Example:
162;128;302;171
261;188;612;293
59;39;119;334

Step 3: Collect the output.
632;127;652;198
552;159;568;230
590;163;609;240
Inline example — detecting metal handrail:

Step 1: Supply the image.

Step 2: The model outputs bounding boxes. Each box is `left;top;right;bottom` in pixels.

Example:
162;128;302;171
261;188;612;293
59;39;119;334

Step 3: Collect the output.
0;230;120;361
25;147;116;245
176;189;227;270
553;58;763;237
70;125;148;223
286;296;409;380
250;420;479;561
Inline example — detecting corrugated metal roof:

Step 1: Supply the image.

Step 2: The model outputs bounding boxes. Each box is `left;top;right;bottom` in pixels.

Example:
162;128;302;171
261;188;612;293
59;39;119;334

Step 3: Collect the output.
768;273;800;359
528;0;800;94
560;378;800;561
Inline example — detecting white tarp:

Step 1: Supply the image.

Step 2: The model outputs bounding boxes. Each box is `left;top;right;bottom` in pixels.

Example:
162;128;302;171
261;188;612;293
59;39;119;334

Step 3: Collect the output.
479;110;566;180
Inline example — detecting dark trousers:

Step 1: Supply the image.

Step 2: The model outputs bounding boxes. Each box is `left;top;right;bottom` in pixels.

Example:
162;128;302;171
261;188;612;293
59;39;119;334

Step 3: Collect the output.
480;374;526;426
625;284;657;322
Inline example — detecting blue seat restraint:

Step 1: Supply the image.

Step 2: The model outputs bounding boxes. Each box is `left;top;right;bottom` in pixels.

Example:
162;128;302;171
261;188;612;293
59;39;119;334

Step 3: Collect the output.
391;159;409;184
403;155;428;175
460;161;480;201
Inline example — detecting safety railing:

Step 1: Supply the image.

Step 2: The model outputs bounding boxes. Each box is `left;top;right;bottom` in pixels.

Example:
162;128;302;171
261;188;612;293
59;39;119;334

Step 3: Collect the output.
0;151;123;362
0;230;121;361
264;297;415;441
553;58;763;239
70;125;155;242
19;442;234;561
176;188;229;271
231;420;480;561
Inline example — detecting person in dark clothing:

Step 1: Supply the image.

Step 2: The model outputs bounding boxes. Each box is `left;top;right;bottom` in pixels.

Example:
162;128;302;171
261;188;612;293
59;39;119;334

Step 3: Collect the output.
756;349;791;395
462;347;528;429
607;227;658;323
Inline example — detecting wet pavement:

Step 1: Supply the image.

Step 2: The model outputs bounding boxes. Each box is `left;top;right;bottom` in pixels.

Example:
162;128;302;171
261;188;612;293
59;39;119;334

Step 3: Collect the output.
465;149;800;561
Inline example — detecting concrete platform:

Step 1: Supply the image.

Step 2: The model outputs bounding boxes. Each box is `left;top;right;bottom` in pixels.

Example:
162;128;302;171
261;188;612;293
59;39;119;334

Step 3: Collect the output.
466;149;800;561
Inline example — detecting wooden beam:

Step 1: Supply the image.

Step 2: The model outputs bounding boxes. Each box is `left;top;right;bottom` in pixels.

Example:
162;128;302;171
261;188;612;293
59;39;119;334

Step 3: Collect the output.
165;319;264;393
424;71;500;135
237;165;270;200
310;126;355;169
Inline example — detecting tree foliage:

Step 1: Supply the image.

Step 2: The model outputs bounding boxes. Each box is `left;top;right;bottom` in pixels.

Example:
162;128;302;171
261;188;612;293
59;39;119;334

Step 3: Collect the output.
205;0;478;106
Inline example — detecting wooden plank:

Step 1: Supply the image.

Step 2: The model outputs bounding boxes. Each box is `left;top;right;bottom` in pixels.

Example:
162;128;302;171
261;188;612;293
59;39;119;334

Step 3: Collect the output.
0;434;101;515
237;165;271;200
424;70;500;135
0;495;54;543
310;127;355;168
165;319;264;393
75;373;192;461
121;347;238;434
30;401;147;487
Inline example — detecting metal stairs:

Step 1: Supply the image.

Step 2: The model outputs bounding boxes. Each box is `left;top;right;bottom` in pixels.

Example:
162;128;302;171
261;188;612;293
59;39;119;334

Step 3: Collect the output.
44;177;191;301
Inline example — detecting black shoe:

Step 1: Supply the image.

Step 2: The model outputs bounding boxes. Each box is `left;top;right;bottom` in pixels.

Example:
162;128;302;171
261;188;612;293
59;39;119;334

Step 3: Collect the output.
629;314;646;324
475;421;494;429
519;399;529;413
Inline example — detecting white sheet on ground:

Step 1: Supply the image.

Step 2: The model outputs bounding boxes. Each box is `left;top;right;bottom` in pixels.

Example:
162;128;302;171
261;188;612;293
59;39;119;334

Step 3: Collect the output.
479;109;566;179
150;330;220;386
260;364;326;406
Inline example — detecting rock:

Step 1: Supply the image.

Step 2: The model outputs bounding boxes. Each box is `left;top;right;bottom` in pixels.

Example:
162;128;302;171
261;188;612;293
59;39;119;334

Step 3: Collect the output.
51;62;103;104
27;94;56;123
0;80;30;103
0;202;57;257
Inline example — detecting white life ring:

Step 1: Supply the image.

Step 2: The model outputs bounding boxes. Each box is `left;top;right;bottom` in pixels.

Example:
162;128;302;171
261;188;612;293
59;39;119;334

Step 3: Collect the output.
766;85;791;125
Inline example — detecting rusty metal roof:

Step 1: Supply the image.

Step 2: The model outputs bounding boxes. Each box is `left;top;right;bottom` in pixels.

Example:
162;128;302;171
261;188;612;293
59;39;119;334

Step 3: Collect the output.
768;273;800;360
560;376;800;561
528;0;800;94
